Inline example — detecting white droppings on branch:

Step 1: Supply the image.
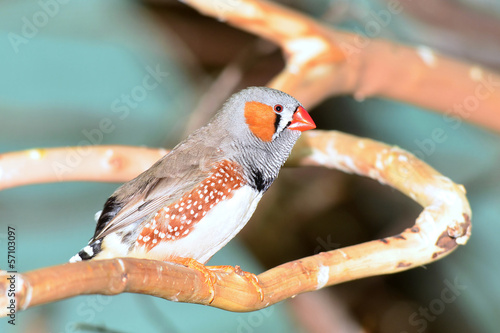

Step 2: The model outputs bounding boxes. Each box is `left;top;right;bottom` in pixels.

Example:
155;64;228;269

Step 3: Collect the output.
338;249;349;259
398;154;408;162
117;258;126;271
469;66;483;82
286;37;329;70
28;149;42;160
316;265;329;290
417;46;436;67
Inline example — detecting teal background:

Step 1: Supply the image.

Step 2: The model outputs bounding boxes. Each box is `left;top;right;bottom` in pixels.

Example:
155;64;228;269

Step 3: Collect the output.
0;1;295;332
1;0;500;332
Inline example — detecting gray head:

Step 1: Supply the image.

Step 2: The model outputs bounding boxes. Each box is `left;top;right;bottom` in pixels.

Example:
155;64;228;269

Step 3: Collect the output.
211;87;316;191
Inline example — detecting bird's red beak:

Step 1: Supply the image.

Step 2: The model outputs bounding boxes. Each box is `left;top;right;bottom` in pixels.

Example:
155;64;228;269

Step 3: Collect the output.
288;106;316;132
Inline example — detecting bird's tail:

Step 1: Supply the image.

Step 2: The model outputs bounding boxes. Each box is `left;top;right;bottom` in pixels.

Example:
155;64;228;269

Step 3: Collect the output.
69;239;102;263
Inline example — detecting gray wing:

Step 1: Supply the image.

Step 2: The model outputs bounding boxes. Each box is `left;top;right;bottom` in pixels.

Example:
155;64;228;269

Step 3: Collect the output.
93;129;227;240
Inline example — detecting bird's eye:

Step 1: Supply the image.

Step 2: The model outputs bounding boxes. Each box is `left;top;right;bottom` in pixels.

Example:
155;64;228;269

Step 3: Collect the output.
274;104;283;113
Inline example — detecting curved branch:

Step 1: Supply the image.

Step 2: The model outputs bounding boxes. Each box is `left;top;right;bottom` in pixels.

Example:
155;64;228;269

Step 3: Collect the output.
0;146;168;190
185;0;500;131
0;130;471;316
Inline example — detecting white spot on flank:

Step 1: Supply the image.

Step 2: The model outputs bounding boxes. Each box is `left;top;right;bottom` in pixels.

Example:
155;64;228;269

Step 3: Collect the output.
152;239;157;244
398;154;408;162
417;45;436;67
316;265;330;290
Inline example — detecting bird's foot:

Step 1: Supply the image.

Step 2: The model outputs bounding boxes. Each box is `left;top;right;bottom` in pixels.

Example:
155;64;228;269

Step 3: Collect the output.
169;257;218;303
169;258;264;304
206;265;264;302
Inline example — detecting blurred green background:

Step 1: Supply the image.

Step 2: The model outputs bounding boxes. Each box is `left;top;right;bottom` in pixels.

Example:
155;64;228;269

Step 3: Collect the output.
1;1;499;332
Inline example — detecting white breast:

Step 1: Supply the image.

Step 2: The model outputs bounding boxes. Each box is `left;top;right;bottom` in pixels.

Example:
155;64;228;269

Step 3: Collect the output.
130;185;262;263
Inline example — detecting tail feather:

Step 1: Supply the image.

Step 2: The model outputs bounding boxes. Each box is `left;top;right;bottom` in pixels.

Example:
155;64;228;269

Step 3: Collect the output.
69;239;102;263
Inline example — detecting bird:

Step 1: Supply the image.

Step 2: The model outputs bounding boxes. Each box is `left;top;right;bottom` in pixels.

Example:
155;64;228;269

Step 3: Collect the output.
70;87;315;298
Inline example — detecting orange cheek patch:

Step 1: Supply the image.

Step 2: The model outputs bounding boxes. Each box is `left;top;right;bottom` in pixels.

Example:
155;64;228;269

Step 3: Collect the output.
244;101;276;142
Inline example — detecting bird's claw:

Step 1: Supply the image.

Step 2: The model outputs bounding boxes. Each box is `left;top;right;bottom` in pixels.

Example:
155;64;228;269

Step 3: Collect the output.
170;258;264;304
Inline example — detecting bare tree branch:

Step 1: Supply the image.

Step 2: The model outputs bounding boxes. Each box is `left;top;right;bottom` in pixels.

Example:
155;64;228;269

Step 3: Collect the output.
0;146;167;191
184;0;500;131
0;0;478;317
0;130;471;316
